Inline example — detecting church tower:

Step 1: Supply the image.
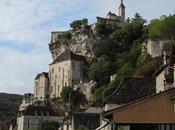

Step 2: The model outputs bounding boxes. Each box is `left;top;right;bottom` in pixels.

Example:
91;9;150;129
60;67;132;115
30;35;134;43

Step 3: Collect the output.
118;0;125;20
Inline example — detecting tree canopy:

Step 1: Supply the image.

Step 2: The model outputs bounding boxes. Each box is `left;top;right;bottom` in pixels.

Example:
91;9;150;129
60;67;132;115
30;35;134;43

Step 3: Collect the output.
148;14;175;40
77;125;89;130
70;18;88;30
38;120;60;130
60;86;86;111
148;14;175;65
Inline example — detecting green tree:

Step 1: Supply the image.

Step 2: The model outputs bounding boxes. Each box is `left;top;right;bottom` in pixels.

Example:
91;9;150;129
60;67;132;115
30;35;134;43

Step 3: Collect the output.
70;18;88;30
134;57;161;77
60;86;73;102
112;14;146;51
77;125;89;130
71;89;86;110
95;22;114;35
88;60;115;85
38;120;60;130
61;87;86;111
148;14;175;64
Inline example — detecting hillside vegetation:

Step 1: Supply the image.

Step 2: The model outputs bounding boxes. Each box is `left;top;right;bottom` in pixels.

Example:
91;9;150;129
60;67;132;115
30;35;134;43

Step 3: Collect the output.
88;13;163;102
0;93;22;121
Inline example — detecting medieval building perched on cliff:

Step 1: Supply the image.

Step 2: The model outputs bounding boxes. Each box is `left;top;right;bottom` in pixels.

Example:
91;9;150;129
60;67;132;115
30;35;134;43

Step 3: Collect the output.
96;0;125;28
14;0;175;130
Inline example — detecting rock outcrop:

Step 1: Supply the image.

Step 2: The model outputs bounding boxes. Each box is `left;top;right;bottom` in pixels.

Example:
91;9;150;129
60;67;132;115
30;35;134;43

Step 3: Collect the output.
49;27;95;62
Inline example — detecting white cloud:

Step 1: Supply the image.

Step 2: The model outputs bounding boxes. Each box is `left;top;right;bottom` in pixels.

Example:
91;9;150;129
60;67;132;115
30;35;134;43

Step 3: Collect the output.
0;46;50;94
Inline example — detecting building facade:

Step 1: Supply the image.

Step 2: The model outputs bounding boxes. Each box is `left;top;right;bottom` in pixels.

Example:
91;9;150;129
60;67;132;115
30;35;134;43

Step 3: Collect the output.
49;50;86;98
34;72;49;101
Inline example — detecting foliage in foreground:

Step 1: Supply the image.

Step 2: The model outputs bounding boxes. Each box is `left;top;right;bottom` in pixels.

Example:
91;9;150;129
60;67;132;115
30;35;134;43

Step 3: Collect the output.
38;120;60;130
77;125;89;130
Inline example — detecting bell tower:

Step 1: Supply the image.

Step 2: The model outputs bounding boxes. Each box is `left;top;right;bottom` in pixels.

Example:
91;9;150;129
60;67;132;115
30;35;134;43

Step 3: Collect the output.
118;0;125;20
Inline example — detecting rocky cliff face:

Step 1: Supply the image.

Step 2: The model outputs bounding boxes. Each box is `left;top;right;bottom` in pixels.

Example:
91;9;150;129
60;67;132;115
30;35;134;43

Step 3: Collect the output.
49;27;95;62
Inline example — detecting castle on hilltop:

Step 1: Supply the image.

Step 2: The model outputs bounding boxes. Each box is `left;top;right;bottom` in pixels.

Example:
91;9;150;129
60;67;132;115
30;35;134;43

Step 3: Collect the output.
35;0;126;101
96;0;125;28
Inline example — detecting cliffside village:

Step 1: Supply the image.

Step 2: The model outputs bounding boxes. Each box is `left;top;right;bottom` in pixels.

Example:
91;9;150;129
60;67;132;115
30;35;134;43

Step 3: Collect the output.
7;1;175;130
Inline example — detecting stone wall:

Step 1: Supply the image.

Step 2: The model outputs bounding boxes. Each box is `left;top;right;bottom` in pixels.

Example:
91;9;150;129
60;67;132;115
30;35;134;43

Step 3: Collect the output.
74;81;96;102
34;74;48;101
49;60;85;98
145;39;171;58
49;31;94;62
17;115;61;130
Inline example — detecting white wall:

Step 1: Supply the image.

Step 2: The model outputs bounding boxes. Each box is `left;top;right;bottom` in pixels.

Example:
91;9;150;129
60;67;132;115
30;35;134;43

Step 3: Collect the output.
34;74;48;101
49;60;84;98
156;70;165;93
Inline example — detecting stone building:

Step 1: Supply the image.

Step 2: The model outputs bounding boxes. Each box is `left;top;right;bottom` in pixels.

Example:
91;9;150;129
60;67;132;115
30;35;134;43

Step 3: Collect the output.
49;50;86;99
154;51;175;93
17;105;62;130
96;0;125;28
19;93;34;111
118;0;125;20
154;65;174;93
34;72;49;101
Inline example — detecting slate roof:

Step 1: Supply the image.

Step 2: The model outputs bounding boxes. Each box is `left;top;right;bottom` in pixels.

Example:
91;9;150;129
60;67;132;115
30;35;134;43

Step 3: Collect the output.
21;105;59;116
107;11;118;17
104;77;155;104
153;65;167;77
35;72;48;80
50;50;86;65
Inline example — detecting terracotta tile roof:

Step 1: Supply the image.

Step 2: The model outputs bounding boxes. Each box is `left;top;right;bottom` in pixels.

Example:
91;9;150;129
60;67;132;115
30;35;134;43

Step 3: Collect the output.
50;50;86;65
104;77;155;104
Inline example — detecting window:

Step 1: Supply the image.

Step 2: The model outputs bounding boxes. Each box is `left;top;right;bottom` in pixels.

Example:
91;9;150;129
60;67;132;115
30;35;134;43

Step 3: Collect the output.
59;67;61;72
72;62;75;68
35;111;38;117
65;82;67;86
52;68;54;73
51;86;53;92
58;85;59;95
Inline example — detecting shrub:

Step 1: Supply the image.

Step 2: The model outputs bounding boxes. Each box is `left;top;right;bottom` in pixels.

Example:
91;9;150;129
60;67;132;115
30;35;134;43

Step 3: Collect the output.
134;58;161;77
77;125;89;130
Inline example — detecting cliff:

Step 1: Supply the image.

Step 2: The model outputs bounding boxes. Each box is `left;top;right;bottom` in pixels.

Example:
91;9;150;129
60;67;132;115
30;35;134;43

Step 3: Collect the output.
49;26;96;62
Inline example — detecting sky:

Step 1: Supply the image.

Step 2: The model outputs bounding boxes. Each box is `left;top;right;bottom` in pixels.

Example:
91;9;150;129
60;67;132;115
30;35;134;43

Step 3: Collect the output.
0;0;175;94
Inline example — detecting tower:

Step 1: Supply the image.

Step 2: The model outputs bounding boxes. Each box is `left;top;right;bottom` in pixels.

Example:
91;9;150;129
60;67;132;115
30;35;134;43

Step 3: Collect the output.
118;0;125;20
